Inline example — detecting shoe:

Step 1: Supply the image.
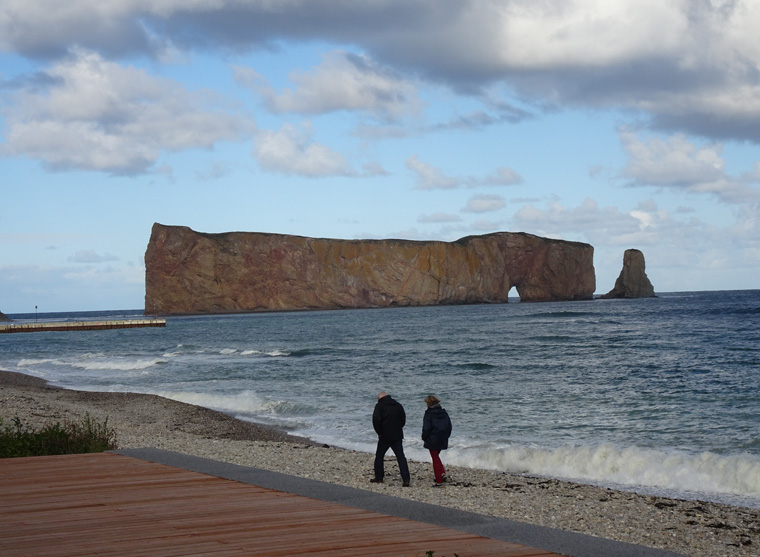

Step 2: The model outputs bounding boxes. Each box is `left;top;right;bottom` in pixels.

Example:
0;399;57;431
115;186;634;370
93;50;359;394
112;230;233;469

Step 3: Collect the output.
432;483;443;487
441;474;448;483
370;477;383;483
402;481;410;487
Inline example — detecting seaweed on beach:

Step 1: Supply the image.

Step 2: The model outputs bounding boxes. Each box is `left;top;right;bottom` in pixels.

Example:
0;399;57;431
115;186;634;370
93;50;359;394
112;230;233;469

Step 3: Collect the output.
0;414;117;458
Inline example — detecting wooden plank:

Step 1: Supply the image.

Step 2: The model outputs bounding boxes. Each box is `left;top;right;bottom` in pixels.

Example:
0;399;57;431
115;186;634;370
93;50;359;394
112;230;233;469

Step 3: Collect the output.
0;453;562;556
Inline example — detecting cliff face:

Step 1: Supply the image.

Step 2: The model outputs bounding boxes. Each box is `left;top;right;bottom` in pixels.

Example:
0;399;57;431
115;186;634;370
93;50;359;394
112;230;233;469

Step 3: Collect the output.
144;223;596;314
601;249;656;299
0;311;10;322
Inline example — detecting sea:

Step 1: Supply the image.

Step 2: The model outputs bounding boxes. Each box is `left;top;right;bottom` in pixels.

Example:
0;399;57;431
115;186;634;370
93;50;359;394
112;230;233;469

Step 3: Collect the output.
2;290;759;509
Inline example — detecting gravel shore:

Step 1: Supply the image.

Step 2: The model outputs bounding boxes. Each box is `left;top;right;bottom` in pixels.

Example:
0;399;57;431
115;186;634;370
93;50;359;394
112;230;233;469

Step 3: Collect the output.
1;369;757;556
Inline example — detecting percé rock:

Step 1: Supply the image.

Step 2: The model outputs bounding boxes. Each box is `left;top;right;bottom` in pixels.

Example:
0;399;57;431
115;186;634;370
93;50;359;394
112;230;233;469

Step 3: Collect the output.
144;223;596;315
601;249;656;299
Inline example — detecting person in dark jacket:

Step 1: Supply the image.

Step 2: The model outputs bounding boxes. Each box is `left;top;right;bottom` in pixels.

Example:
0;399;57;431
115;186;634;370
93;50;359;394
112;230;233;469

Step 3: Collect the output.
371;391;411;486
422;395;452;487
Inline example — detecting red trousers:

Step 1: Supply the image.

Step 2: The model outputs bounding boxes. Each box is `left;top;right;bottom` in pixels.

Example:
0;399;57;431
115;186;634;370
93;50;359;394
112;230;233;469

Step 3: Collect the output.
429;449;446;484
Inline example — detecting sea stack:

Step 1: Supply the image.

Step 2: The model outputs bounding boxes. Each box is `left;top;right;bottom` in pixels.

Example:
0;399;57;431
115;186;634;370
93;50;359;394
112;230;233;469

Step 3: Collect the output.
0;311;10;322
601;249;656;299
144;223;596;315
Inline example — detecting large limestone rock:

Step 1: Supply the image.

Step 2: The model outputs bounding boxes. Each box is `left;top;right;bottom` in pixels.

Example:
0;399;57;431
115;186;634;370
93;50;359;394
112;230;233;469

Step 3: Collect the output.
601;249;655;299
0;311;10;322
144;223;596;314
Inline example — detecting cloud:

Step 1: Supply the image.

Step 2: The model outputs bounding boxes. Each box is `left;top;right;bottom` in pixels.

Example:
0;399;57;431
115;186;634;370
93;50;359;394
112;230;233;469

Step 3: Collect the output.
236;50;421;119
513;197;647;244
195;161;233;181
68;250;120;264
481;167;523;186
4;2;760;142
0;261;144;312
462;195;505;214
417;212;461;224
253;122;353;177
510;196;760;293
619;128;760;204
0;50;253;175
406;155;522;190
406;155;459;190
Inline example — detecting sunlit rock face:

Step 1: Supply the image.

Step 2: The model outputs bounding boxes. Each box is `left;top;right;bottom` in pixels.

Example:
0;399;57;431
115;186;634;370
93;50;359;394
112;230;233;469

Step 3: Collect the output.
601;249;656;299
145;223;596;315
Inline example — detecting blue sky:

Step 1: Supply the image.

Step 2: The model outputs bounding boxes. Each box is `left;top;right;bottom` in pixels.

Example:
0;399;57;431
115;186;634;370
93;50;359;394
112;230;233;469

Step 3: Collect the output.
1;1;759;313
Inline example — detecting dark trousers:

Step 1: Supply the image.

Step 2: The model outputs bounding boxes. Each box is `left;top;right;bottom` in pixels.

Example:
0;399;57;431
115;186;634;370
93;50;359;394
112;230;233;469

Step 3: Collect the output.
374;438;410;482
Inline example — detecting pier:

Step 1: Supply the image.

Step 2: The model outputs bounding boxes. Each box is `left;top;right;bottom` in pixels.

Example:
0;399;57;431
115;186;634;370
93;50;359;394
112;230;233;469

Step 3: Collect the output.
0;318;166;333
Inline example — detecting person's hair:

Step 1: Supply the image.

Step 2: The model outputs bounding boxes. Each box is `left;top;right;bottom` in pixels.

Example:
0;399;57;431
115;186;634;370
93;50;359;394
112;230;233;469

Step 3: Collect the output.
424;395;441;407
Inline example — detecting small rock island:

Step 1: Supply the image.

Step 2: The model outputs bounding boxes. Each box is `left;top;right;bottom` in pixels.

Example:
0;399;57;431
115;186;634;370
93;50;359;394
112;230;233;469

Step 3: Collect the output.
601;249;656;299
144;223;596;315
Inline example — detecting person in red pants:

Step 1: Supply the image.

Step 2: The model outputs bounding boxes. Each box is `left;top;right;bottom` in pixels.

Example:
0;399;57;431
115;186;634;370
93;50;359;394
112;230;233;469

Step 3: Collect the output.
422;395;453;487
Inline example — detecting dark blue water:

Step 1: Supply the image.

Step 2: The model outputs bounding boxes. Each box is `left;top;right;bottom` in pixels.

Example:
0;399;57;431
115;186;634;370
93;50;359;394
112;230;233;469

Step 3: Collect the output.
2;291;759;507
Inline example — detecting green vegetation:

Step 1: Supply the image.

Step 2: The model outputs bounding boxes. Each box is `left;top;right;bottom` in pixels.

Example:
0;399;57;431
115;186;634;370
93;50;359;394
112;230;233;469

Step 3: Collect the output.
0;414;117;458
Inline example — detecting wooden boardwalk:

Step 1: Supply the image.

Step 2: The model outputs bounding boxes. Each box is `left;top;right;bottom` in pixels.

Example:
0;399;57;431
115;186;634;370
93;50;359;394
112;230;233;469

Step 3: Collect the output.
0;319;166;334
0;453;562;556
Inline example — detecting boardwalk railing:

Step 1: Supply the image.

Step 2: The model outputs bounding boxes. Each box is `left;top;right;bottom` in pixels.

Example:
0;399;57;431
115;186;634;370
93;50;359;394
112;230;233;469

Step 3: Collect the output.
0;318;166;334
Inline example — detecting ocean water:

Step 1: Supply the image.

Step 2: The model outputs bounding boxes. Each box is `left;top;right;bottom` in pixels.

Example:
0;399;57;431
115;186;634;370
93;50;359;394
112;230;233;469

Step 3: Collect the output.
2;290;759;508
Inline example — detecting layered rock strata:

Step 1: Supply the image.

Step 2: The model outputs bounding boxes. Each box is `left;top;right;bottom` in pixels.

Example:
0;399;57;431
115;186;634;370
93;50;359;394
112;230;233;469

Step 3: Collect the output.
601;249;656;299
145;223;595;314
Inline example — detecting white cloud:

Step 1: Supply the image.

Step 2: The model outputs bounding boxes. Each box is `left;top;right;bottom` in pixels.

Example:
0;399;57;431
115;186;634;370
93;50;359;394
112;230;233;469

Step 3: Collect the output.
237;50;421;119
3;2;760;142
513;197;651;245
462;194;505;213
0;261;144;312
68;250;120;264
508;196;760;292
479;166;524;186
253;122;353;177
406;155;459;190
619;128;760;204
417;212;461;224
406;155;522;190
0;50;253;175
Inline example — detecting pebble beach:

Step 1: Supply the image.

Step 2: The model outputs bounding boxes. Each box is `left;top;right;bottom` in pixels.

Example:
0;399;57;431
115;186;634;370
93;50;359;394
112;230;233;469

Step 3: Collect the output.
1;369;758;556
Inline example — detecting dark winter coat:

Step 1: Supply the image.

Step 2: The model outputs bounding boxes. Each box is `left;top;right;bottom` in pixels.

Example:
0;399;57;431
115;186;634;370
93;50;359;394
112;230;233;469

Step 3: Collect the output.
373;395;406;442
422;405;452;451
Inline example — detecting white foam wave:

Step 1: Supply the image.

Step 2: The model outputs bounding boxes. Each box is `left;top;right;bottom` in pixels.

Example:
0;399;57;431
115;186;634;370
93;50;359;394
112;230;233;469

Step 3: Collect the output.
18;355;162;372
154;389;275;415
76;359;163;371
446;442;760;502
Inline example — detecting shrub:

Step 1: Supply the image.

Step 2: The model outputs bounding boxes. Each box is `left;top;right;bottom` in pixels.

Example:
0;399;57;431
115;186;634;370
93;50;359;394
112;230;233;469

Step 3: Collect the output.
0;414;117;458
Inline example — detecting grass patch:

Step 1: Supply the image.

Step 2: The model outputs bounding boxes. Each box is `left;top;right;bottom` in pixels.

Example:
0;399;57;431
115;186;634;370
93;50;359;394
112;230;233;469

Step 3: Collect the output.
0;414;117;458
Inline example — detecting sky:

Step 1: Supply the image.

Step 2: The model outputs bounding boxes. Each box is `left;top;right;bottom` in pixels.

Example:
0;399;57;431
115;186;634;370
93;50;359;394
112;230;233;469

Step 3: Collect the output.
1;0;759;313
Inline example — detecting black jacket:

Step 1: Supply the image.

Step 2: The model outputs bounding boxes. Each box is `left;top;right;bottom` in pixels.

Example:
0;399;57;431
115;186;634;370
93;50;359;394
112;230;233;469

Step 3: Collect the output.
373;395;406;442
422;405;452;451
